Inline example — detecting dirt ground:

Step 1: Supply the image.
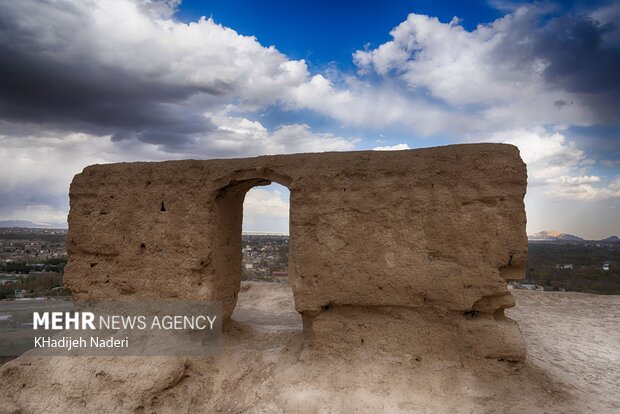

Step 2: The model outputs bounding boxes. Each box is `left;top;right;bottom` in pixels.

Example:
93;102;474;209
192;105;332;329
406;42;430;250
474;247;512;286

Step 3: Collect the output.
1;282;619;413
507;289;620;413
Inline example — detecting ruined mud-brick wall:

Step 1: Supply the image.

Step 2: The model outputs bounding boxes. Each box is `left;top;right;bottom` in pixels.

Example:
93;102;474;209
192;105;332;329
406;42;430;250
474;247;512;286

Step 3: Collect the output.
65;143;528;360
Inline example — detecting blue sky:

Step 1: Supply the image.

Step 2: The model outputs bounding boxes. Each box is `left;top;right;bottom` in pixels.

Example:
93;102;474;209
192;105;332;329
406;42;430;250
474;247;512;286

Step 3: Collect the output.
176;0;504;66
0;0;619;237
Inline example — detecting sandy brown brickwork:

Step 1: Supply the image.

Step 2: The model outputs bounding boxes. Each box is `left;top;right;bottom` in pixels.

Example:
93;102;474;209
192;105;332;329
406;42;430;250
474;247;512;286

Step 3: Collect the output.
64;143;528;360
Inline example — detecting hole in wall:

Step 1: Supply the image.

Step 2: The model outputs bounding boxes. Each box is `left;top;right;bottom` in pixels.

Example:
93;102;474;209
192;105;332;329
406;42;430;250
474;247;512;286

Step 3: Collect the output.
229;182;302;333
464;310;478;319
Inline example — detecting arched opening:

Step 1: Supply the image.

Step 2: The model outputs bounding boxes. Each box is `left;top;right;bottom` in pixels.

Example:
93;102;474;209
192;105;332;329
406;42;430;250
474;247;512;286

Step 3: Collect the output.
212;169;302;336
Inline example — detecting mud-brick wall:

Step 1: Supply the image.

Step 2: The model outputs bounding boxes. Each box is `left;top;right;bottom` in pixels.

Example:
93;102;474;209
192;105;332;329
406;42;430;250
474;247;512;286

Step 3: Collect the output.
65;143;527;358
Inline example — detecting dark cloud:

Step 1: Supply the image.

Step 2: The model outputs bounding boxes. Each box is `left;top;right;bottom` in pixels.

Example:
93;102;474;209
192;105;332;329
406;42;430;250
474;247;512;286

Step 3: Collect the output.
537;15;620;94
494;6;620;122
0;192;66;213
553;99;572;107
0;5;222;147
0;186;68;223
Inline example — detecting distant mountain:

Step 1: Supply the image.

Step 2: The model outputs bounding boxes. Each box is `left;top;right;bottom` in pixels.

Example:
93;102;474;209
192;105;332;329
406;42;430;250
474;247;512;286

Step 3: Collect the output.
0;220;67;229
528;230;584;242
599;235;620;243
528;230;620;243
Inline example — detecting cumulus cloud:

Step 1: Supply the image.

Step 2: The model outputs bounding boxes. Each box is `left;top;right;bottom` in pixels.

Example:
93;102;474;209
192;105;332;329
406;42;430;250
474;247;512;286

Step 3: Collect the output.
372;143;411;151
548;175;620;201
484;128;588;184
285;73;482;135
354;6;620;128
3;0;616;141
208;115;358;155
0;0;313;146
243;188;289;217
0;0;619;230
484;127;620;202
242;186;290;233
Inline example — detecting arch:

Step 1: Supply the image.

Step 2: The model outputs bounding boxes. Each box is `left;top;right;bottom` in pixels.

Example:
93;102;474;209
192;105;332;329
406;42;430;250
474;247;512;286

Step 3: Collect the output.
212;167;293;194
211;168;296;320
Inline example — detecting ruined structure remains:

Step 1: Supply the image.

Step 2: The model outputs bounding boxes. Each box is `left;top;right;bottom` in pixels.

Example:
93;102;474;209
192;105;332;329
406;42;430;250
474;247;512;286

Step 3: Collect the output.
65;143;528;361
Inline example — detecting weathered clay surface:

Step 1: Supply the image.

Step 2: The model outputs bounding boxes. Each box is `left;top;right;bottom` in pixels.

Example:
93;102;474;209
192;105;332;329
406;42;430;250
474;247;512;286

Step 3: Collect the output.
64;143;528;360
4;283;620;413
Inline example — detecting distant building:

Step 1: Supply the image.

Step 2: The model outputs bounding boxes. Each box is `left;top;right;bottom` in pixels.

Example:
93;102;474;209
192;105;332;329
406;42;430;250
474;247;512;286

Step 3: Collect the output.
555;264;573;269
271;271;288;284
603;263;610;271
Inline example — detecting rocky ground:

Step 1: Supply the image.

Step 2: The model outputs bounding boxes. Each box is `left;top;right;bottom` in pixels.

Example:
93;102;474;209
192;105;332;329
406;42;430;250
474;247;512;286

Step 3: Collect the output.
1;282;618;413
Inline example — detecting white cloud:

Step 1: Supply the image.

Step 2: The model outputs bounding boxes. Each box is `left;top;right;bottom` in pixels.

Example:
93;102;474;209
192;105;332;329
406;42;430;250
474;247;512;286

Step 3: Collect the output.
485;128;587;184
354;13;514;105
372;143;411;151
354;11;530;104
482;128;620;202
352;8;601;131
1;0;618;236
286;75;479;135
29;0;452;134
481;128;620;203
206;114;359;155
547;176;601;185
5;0;609;139
243;188;289;217
242;186;290;233
547;175;620;201
4;0;472;138
13;0;308;107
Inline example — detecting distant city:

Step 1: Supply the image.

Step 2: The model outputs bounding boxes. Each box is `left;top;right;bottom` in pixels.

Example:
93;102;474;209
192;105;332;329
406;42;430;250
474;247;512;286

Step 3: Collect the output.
241;234;289;282
0;227;68;299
